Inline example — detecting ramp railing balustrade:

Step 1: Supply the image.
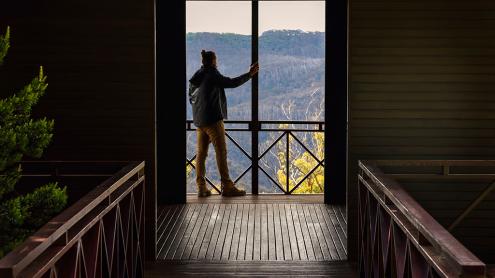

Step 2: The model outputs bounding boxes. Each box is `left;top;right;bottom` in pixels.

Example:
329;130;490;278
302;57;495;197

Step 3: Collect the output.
358;160;489;277
186;120;325;194
0;161;146;278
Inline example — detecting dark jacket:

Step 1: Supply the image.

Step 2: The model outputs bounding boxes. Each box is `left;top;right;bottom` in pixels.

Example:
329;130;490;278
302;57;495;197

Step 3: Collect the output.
189;65;251;127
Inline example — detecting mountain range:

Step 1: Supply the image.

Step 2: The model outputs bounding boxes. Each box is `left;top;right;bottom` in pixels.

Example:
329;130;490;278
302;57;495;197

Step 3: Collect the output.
185;30;325;193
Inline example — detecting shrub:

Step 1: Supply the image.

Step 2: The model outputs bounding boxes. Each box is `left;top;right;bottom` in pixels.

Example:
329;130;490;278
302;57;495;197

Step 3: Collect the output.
0;27;68;258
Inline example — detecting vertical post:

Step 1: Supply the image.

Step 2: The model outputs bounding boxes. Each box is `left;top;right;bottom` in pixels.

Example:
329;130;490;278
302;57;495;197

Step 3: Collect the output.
286;132;290;194
251;0;259;194
325;0;347;205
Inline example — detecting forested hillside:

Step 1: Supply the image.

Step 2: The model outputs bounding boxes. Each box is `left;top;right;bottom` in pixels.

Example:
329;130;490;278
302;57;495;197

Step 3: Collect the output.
185;30;325;193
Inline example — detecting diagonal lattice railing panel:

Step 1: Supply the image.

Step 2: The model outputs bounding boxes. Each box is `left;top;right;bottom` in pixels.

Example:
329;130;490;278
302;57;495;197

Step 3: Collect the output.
187;120;324;194
0;161;146;278
358;160;486;278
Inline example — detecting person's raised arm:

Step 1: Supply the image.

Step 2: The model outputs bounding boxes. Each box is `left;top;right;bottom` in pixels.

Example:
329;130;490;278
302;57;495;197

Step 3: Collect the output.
215;62;259;89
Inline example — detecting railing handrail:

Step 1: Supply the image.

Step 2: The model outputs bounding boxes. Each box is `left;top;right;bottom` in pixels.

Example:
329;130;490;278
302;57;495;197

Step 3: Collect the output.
366;159;495;167
0;160;145;277
185;119;325;124
186;119;325;132
359;160;486;277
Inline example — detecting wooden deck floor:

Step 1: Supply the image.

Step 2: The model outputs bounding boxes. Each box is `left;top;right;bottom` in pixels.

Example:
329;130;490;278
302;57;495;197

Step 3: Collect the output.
145;261;357;277
156;200;347;261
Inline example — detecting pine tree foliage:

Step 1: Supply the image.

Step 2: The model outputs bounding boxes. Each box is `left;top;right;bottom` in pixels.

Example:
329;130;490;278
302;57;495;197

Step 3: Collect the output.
0;27;68;258
0;26;9;65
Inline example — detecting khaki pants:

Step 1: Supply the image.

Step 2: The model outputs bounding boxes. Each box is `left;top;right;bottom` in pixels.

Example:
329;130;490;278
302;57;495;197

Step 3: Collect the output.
196;120;234;190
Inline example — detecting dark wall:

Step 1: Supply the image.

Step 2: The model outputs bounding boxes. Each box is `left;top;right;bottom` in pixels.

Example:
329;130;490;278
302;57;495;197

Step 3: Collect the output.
0;0;157;259
348;0;495;261
156;1;186;204
325;0;348;205
401;179;495;263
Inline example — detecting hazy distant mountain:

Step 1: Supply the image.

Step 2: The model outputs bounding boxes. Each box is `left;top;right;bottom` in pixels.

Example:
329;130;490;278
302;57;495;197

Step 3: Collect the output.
185;30;325;193
186;30;325;120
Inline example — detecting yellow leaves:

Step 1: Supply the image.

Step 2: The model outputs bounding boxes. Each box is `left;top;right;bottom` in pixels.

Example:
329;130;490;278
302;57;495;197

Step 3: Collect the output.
275;131;324;194
186;159;196;177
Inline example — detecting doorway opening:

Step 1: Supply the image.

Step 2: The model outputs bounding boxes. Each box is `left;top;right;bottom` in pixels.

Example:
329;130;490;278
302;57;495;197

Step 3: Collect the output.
185;1;326;197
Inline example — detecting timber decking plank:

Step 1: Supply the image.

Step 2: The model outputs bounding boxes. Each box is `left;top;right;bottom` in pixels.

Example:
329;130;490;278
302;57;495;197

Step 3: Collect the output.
205;204;226;260
162;204;196;259
174;204;202;259
260;203;269;260
213;204;233;260
245;204;255;260
295;204;316;260
221;204;239;260
186;195;324;204
318;204;347;259
326;205;348;254
272;204;285;260
253;203;261;260
191;203;216;260
334;205;348;234
157;205;178;240
287;203;308;260
181;204;209;260
229;203;243;260
266;204;277;260
159;205;190;258
278;203;295;260
282;203;299;260
156;205;184;257
312;204;340;260
236;204;249;260
156;203;347;262
302;204;324;260
197;204;220;260
306;204;332;260
145;261;358;277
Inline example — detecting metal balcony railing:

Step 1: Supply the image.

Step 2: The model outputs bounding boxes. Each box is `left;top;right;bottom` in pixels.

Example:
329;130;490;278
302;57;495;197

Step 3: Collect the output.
0;161;146;278
186;120;325;194
358;160;487;277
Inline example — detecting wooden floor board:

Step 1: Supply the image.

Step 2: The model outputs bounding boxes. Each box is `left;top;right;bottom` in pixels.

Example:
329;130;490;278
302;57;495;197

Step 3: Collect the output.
231;205;242;258
281;203;298;260
221;204;238;260
295;203;316;260
181;203;209;260
308;204;332;260
156;202;347;262
205;204;225;260
287;203;308;260
253;204;261;260
175;204;201;259
197;204;219;260
319;204;347;259
313;204;340;260
145;261;358;277
236;204;249;260
244;204;255;260
157;205;184;257
187;194;324;204
162;204;195;259
271;204;284;260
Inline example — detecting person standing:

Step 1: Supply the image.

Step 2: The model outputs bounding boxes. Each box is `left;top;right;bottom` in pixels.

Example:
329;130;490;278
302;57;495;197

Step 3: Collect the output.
188;50;259;197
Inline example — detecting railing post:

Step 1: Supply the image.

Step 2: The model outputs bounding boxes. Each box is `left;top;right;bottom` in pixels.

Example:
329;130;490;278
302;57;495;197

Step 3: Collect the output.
286;132;290;194
251;0;259;195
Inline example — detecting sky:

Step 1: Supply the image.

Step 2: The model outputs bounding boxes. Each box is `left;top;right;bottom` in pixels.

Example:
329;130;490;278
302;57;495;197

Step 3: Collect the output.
186;1;325;35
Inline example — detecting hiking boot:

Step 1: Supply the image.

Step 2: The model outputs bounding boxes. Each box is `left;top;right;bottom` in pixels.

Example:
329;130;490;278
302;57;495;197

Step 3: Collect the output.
222;184;246;197
197;186;212;197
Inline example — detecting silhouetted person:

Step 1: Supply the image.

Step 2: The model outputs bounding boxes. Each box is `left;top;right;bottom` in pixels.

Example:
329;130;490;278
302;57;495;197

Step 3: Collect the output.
189;50;259;197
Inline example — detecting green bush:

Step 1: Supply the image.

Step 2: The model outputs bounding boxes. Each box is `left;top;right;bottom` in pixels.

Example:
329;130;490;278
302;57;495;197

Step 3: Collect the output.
22;183;67;229
0;27;68;258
